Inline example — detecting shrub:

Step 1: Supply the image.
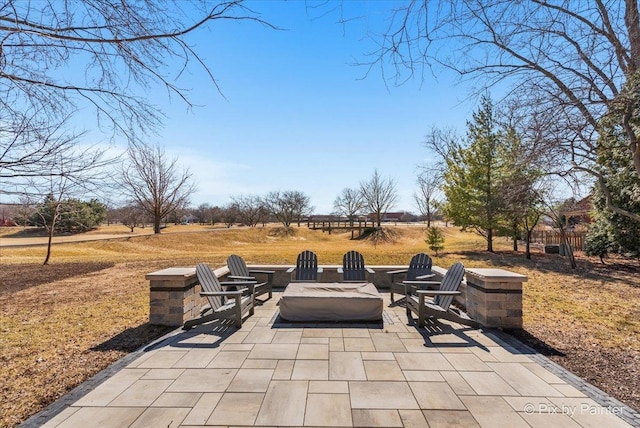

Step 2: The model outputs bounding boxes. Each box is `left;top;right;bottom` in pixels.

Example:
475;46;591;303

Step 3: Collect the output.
425;226;445;255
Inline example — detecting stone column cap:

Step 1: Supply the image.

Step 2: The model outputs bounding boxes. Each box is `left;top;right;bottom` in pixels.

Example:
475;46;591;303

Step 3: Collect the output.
465;268;527;282
145;267;196;281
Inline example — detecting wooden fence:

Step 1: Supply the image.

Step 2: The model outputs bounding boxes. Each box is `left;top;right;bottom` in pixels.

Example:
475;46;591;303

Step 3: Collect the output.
307;219;372;236
531;230;586;251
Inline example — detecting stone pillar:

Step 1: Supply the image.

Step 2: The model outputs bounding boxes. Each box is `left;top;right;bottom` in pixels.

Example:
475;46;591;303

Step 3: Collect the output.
146;267;198;327
464;268;527;329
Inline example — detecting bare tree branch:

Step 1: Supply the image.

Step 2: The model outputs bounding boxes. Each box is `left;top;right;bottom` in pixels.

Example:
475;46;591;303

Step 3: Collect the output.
358;0;640;222
0;0;277;141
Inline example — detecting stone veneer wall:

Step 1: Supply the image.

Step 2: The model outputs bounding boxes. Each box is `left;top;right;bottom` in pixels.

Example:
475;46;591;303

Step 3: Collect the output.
146;264;525;329
464;268;527;329
146;266;228;327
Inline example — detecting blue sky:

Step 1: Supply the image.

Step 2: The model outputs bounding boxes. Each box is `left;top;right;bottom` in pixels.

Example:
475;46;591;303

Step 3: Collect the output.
121;1;480;213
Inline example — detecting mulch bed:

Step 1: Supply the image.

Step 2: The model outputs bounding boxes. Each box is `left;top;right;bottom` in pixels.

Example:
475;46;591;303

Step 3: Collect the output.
510;328;640;411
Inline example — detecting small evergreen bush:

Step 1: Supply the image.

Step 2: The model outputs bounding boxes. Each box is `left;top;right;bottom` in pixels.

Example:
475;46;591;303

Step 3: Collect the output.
425;226;445;255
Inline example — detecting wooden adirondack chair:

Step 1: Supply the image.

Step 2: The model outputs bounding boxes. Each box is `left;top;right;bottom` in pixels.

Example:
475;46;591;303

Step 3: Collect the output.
183;263;255;329
337;250;375;282
387;253;435;302
286;250;323;282
227;254;274;301
404;262;478;328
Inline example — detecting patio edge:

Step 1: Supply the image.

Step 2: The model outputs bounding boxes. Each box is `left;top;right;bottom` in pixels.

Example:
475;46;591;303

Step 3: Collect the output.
492;329;640;427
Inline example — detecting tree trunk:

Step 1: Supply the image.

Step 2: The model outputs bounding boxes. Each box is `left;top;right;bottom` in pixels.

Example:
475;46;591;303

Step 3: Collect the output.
525;230;532;260
625;0;640;72
558;226;577;269
43;207;60;265
154;216;161;234
43;224;54;265
487;228;494;252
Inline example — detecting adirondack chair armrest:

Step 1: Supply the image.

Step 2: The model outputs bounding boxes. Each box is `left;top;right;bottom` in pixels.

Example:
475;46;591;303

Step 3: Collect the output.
228;275;256;281
403;280;441;288
416;290;461;296
388;269;406;283
286;267;295;273
249;269;275;275
220;280;256;287
201;290;244;297
415;273;436;280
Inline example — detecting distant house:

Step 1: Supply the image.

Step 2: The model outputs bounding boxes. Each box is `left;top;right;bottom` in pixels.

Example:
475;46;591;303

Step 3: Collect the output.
562;196;592;226
366;212;410;223
180;214;199;224
383;212;405;222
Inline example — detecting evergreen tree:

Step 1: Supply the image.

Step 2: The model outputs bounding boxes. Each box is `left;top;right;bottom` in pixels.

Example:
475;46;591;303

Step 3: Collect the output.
425;227;445;255
584;218;615;263
442;95;504;252
30;197;106;233
586;93;640;258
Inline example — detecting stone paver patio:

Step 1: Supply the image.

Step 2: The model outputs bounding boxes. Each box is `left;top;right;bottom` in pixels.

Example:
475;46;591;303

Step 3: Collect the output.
30;291;637;428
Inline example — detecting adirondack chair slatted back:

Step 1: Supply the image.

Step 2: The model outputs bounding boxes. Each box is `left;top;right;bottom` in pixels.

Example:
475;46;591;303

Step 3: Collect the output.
295;250;318;281
343;250;366;281
406;253;433;281
196;263;223;311
227;254;250;277
434;262;465;310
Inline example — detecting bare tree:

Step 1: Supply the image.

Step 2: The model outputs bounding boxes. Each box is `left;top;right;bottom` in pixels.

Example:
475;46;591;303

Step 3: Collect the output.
195;203;212;225
263;190;312;229
13;197;37;228
422;127;461;173
221;203;239;228
193;203;223;225
210;205;223;226
121;142;196;234
333;188;365;238
363;0;640;222
119;204;145;232
232;194;265;227
414;171;440;227
360;169;399;227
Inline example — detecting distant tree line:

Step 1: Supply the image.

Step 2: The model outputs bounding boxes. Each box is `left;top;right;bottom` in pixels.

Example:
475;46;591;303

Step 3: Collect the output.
104;189;314;232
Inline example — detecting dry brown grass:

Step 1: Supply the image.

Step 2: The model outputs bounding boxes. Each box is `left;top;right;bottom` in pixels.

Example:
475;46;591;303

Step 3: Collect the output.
0;224;638;426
